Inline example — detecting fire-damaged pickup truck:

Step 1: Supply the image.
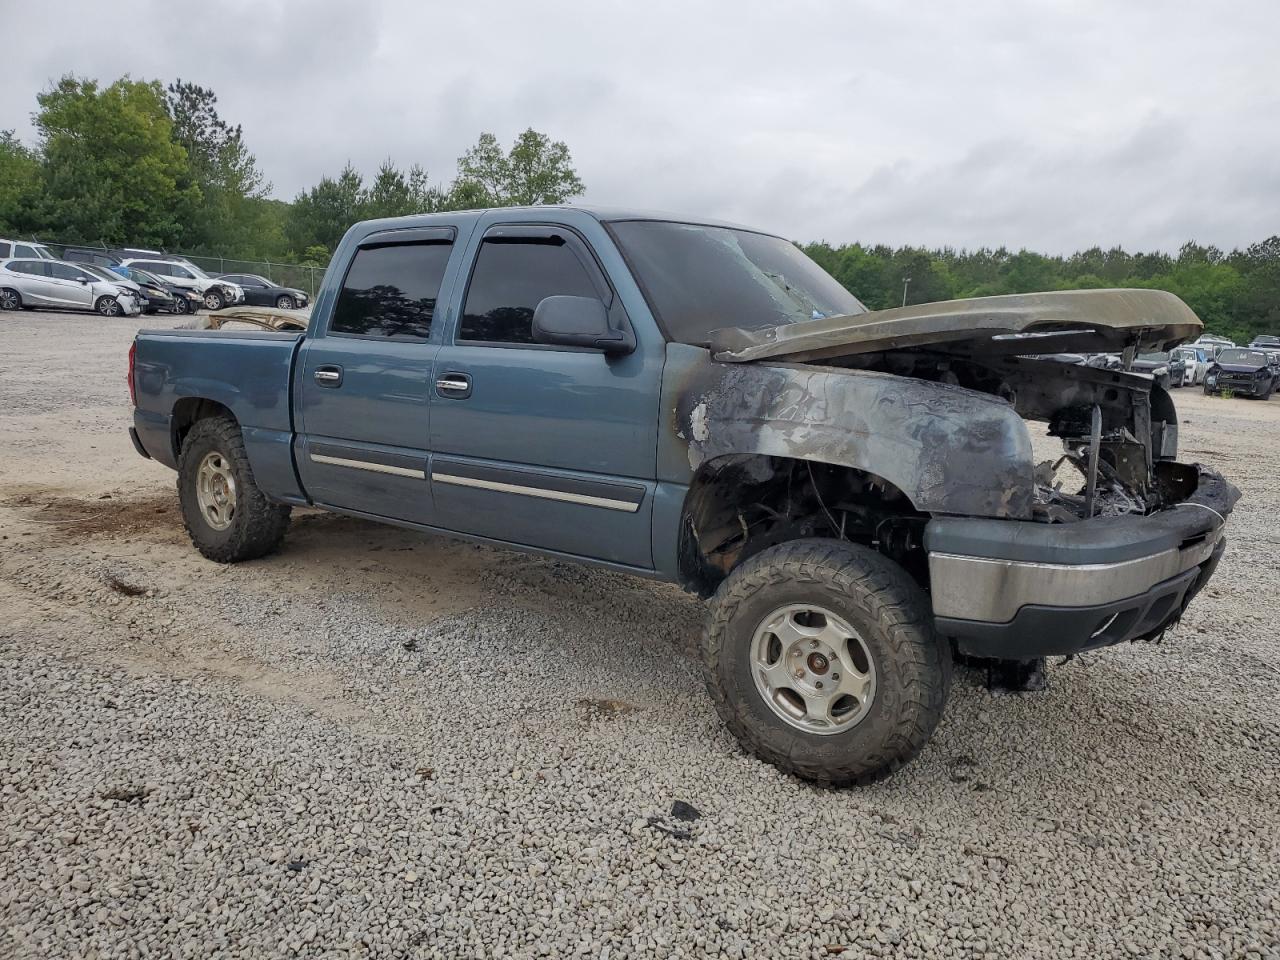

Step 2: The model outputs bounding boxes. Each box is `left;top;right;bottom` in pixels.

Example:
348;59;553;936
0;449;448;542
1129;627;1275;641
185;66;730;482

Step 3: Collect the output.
128;207;1238;786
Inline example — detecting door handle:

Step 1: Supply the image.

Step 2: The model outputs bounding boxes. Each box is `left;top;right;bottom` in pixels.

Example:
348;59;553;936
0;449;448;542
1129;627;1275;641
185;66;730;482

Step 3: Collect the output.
435;373;472;398
314;365;343;387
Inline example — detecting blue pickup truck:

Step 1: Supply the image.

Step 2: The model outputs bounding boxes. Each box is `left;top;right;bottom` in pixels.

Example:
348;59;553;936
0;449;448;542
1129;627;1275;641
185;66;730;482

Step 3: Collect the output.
129;206;1237;785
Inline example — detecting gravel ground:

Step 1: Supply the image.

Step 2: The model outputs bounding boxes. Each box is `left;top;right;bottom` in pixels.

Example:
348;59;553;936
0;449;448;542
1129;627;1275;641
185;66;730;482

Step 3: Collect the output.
1;310;1278;960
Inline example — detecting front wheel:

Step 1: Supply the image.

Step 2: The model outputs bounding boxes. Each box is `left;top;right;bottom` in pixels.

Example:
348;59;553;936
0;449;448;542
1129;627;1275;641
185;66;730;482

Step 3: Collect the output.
171;296;190;315
96;295;122;317
702;539;951;787
177;416;290;563
276;294;295;310
203;289;226;311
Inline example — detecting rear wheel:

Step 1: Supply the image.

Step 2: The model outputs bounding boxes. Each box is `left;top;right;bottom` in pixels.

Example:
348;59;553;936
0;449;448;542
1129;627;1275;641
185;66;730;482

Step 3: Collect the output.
96;295;122;317
276;294;295;310
203;289;226;311
702;538;951;786
177;416;290;563
0;288;21;311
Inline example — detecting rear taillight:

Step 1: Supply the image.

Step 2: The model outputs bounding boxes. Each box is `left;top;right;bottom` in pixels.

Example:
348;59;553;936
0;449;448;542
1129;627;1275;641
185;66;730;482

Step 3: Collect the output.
127;340;137;406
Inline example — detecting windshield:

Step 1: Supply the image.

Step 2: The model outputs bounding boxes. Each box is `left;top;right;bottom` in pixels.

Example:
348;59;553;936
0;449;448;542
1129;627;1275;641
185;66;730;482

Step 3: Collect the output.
608;220;865;345
1218;349;1266;365
132;269;164;286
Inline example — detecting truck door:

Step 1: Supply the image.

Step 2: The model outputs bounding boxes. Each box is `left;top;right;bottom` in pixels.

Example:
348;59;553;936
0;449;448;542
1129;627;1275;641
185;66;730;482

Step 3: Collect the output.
294;227;458;526
427;222;661;569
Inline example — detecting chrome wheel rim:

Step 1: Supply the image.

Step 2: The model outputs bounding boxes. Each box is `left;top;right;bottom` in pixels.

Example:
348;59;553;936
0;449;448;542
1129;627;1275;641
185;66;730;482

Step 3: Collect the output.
751;603;877;736
0;290;17;310
196;451;237;531
277;296;293;310
204;292;221;310
98;297;118;316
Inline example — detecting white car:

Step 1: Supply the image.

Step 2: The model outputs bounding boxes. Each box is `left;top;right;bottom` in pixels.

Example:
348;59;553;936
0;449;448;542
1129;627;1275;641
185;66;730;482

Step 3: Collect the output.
118;257;244;311
1172;345;1210;385
0;238;55;260
0;258;141;316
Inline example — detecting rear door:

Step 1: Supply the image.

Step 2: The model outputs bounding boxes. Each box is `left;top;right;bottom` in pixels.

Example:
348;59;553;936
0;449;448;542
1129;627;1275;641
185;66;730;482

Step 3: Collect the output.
427;221;661;568
294;226;459;525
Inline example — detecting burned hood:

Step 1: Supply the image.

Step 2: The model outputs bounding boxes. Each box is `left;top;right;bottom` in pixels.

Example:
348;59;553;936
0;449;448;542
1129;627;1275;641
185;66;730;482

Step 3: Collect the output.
709;288;1202;364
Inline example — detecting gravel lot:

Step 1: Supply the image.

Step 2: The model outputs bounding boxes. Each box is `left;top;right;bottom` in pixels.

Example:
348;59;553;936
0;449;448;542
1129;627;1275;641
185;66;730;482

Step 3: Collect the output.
1;309;1278;960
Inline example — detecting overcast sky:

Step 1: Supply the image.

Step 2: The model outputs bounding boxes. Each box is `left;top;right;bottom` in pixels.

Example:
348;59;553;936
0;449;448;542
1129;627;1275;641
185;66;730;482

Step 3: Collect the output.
5;0;1276;253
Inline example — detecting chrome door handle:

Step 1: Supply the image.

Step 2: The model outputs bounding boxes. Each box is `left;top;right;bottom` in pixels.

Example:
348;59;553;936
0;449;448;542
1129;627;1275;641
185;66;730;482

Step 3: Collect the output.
314;365;343;387
435;374;472;398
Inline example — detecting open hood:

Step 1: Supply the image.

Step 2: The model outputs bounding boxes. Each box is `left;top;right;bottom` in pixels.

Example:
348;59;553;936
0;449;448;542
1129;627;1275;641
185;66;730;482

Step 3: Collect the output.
710;288;1202;364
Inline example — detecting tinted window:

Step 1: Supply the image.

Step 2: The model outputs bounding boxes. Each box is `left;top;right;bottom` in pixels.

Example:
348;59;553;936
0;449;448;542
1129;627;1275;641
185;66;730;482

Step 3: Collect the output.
54;262;91;280
609;220;865;345
139;262;170;276
460;238;600;344
15;244;36;258
0;242;11;257
10;260;49;275
330;241;451;339
169;264;195;279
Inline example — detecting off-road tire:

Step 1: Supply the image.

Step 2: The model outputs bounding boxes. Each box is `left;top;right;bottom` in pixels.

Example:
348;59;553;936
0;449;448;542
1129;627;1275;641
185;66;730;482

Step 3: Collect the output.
702;538;951;787
177;416;290;563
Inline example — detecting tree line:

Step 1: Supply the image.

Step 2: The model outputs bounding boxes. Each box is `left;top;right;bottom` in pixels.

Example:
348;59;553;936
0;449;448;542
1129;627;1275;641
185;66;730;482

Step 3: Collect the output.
0;75;585;268
1;73;1275;342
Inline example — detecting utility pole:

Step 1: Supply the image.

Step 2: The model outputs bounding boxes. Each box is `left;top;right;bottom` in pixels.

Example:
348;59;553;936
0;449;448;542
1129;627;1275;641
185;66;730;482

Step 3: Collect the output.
902;276;912;307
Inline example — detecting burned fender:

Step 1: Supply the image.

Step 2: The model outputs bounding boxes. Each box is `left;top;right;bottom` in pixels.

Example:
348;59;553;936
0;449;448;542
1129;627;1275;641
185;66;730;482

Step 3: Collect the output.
675;361;1036;519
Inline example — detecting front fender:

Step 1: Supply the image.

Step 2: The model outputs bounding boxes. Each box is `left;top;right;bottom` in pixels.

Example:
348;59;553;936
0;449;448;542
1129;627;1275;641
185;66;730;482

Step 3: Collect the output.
670;357;1035;519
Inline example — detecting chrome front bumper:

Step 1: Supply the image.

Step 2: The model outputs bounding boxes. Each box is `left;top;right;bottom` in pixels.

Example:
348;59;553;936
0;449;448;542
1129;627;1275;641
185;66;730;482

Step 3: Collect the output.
929;523;1223;622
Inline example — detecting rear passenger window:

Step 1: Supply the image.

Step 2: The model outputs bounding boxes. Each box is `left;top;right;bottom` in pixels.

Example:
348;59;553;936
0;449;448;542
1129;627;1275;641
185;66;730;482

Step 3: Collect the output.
460;237;600;345
330;241;452;340
0;242;11;257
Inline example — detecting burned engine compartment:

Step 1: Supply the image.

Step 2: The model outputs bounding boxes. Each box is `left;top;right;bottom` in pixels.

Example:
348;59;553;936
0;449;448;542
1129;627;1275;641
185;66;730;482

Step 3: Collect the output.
824;348;1183;523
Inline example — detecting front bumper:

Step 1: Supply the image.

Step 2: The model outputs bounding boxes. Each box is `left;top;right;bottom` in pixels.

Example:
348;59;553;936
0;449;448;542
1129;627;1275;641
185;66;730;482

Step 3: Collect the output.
927;466;1238;658
1206;374;1271;396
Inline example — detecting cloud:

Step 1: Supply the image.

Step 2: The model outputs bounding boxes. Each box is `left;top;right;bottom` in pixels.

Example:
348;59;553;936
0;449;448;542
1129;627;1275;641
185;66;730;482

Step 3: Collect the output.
2;0;1273;253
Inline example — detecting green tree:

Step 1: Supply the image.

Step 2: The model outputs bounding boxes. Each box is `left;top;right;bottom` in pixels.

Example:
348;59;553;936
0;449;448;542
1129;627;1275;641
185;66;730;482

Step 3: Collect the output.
451;129;585;207
35;76;200;246
0;131;42;233
284;162;365;254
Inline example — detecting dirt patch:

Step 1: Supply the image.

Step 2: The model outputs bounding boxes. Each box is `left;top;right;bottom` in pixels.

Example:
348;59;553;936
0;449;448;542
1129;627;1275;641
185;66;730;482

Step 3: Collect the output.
2;492;182;542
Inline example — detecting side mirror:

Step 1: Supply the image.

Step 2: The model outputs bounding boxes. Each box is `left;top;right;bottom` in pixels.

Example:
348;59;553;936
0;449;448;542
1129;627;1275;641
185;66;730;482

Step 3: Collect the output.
76;276;91;284
532;295;635;354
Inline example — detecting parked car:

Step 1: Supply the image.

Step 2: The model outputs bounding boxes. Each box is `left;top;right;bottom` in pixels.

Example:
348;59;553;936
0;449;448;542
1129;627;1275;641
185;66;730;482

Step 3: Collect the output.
1203;348;1276;399
75;263;179;314
216;273;310;311
1172;345;1210;385
114;265;202;315
118;257;244;310
62;246;124;270
1131;351;1185;389
1248;335;1279;349
0;258;140;315
0;238;55;260
1192;334;1235;360
129;206;1238;787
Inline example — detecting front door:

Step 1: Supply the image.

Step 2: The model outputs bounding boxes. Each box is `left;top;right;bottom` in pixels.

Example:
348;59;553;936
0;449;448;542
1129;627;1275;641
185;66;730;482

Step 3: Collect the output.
295;227;458;526
47;262;96;309
428;223;662;569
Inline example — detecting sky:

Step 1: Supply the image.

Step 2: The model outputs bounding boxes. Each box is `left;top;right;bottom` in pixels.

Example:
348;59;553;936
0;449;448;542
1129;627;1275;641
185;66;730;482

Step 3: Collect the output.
4;0;1277;254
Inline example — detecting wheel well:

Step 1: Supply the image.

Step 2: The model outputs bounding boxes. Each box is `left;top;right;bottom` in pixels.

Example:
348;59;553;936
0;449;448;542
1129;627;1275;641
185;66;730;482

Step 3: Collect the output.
170;398;235;460
677;455;930;597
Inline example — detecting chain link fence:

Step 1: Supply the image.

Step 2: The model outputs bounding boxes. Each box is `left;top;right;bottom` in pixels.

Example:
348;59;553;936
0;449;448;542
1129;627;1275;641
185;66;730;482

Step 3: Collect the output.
26;237;330;298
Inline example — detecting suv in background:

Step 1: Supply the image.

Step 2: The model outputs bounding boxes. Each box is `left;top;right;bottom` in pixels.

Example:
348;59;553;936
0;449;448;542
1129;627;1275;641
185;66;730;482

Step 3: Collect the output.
118;257;244;311
0;239;55;261
63;247;124;270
